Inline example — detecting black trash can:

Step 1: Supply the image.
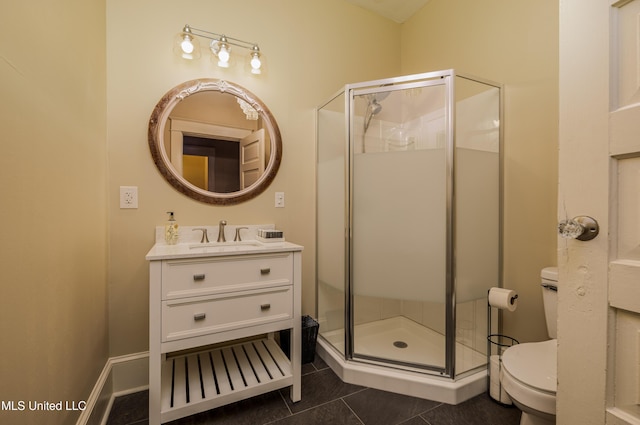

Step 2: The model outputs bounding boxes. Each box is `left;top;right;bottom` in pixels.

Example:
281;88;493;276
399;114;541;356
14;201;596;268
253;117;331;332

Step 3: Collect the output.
280;315;319;364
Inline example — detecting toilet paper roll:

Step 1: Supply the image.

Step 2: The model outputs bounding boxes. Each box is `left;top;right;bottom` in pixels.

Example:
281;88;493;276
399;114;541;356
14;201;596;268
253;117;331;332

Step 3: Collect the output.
489;355;500;382
489;355;512;405
490;382;512;405
489;355;501;400
488;287;518;311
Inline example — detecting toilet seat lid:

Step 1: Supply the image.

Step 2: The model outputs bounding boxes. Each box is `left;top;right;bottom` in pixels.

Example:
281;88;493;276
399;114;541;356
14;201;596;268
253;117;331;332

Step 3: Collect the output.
501;339;557;394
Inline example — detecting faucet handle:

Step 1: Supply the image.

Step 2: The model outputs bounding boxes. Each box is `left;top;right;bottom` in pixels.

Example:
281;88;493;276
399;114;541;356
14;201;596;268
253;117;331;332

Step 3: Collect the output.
234;227;249;242
192;228;209;243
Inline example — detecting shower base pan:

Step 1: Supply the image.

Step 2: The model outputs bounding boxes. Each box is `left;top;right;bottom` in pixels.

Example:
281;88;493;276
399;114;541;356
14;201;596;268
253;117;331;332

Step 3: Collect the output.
317;316;486;405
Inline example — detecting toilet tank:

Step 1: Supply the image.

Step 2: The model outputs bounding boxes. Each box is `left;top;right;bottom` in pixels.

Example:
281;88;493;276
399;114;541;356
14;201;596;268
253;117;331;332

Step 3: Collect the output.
541;267;559;338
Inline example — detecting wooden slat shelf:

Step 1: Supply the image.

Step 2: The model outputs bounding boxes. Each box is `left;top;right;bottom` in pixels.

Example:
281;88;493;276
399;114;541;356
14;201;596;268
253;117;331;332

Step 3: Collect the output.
160;338;293;422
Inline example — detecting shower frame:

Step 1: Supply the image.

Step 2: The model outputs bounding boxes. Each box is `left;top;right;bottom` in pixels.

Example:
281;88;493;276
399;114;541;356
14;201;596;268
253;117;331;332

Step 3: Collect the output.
316;69;504;382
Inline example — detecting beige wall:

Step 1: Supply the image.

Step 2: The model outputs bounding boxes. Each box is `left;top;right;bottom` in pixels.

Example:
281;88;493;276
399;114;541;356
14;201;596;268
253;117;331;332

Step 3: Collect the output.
401;0;559;342
0;1;108;425
106;0;401;356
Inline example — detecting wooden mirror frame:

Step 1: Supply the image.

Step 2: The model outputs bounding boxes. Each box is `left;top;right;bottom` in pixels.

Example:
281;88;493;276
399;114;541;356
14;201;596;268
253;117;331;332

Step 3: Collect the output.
148;79;282;205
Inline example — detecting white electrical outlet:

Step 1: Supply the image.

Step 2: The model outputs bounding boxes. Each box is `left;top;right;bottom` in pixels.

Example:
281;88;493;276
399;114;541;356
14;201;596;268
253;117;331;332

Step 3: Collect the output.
275;191;285;208
120;186;138;209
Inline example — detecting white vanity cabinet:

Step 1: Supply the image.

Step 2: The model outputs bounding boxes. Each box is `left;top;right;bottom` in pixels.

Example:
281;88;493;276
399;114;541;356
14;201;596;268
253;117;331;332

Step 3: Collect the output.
146;240;303;424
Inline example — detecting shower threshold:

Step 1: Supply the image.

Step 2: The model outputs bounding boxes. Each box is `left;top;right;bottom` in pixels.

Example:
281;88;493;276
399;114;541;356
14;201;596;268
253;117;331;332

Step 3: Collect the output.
317;316;487;404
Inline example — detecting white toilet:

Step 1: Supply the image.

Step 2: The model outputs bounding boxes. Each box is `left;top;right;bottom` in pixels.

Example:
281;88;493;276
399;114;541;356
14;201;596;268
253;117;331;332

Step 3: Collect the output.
500;267;558;425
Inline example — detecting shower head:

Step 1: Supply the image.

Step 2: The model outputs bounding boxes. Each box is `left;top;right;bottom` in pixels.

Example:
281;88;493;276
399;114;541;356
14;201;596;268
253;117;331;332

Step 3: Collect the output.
363;84;392;135
370;99;383;115
365;93;388;109
364;99;382;133
365;83;393;104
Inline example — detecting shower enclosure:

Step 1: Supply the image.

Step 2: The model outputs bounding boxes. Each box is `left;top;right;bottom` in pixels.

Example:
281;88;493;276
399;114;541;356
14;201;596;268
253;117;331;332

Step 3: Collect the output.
316;70;502;400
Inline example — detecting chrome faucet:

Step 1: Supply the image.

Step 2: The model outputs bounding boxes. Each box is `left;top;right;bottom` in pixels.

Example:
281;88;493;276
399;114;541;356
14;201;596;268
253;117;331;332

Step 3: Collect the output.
217;220;227;242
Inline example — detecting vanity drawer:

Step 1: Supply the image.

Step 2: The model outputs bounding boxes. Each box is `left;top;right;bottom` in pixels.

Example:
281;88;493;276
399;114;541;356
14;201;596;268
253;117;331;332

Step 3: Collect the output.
162;253;292;299
162;285;293;342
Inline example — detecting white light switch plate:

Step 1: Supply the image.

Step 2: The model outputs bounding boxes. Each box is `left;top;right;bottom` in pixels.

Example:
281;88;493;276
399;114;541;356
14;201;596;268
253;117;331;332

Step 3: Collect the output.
275;192;285;208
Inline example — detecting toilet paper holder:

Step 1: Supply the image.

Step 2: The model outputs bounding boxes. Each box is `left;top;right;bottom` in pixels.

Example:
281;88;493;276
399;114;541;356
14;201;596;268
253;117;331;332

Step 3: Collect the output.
487;297;519;405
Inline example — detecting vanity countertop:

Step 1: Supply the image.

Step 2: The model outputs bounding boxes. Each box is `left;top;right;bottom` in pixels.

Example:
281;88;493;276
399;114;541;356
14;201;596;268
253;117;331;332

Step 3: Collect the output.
145;225;302;261
146;240;303;261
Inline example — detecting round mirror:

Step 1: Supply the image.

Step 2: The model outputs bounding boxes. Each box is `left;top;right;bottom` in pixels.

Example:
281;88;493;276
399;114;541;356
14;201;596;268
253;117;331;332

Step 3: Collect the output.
148;79;282;205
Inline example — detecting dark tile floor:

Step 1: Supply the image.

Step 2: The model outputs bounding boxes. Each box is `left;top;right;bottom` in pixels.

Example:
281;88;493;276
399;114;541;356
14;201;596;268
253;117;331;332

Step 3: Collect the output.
107;357;521;425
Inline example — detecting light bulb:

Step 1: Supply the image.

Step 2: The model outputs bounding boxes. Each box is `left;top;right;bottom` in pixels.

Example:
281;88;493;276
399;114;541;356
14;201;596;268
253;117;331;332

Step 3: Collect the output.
218;45;230;63
250;53;261;71
174;27;200;60
180;36;194;54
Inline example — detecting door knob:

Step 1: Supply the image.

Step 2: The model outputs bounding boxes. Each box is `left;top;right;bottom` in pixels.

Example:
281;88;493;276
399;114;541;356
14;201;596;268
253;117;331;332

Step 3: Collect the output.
558;216;599;241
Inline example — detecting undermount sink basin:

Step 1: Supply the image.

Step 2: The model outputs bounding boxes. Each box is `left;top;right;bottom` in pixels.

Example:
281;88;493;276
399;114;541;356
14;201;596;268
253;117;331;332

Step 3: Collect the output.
188;240;264;251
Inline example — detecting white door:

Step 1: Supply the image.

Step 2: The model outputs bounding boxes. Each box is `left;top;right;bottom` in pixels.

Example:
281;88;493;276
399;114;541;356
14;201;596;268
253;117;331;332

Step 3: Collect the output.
559;0;640;423
239;128;265;189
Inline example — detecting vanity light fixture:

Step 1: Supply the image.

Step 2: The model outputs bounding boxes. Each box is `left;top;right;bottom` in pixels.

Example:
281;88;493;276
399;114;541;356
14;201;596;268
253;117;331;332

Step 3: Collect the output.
175;25;262;74
174;25;201;60
249;46;262;74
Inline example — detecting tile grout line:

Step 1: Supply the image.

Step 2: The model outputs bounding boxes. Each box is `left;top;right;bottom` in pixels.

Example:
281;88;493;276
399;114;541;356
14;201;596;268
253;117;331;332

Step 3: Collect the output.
270;383;369;425
412;402;445;425
339;398;366;425
278;389;294;418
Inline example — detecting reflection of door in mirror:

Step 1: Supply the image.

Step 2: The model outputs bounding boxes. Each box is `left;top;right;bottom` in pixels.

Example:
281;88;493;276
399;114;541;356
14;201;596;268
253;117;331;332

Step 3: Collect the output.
240;128;265;189
180;129;265;193
164;89;269;194
183;136;241;193
168;118;265;193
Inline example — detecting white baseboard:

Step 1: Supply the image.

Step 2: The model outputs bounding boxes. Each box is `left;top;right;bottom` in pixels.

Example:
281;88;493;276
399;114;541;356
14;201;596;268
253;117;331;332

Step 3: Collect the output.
75;352;149;425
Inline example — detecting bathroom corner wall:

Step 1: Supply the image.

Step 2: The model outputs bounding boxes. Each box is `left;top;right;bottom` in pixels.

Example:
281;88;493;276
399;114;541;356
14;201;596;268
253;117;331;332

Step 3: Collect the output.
0;1;109;424
401;0;559;343
106;0;401;357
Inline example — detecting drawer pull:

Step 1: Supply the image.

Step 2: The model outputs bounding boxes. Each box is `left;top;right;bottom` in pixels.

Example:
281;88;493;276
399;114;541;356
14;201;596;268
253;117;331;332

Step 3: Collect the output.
260;303;271;311
193;274;205;281
260;268;271;275
193;313;206;321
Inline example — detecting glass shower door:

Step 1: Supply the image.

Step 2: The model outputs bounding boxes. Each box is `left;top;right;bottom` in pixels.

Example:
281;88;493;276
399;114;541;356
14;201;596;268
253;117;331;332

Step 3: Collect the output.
454;76;501;376
350;79;451;372
316;91;348;356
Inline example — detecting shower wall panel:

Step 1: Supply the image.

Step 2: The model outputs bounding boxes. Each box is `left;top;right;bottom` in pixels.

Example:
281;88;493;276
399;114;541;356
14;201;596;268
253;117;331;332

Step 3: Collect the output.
317;99;347;346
